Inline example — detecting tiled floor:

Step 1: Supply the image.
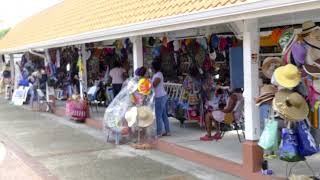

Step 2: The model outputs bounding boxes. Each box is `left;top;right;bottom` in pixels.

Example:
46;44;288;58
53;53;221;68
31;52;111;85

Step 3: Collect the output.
162;118;244;164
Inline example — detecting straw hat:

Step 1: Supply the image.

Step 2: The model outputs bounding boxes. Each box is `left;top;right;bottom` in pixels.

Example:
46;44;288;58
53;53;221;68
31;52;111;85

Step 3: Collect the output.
303;64;320;77
255;84;277;105
274;64;301;88
273;90;308;121
304;29;320;65
282;35;298;64
137;106;154;128
262;57;283;79
279;28;295;50
301;21;319;35
313;78;320;93
125;107;137;127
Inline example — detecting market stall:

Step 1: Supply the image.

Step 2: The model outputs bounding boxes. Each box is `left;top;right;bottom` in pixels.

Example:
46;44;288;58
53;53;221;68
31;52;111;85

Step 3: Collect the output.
256;20;320;177
142;33;243;127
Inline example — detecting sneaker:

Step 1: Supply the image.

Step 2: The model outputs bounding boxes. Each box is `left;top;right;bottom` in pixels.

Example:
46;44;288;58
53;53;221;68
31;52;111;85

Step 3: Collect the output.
200;135;214;141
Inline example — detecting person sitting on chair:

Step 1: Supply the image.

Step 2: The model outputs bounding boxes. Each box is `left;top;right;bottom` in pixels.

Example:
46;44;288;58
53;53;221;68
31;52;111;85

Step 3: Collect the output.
200;88;243;141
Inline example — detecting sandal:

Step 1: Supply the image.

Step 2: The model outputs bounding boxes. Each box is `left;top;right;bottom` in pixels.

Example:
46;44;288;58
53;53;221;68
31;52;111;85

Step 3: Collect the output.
213;132;222;140
200;135;214;141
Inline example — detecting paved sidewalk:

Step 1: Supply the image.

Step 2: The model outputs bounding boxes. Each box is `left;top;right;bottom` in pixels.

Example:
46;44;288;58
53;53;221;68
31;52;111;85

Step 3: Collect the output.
0;99;241;180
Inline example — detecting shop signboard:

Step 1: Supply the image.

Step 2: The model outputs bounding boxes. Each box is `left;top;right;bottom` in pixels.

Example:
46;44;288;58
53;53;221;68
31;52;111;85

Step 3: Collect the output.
12;86;30;106
229;47;244;89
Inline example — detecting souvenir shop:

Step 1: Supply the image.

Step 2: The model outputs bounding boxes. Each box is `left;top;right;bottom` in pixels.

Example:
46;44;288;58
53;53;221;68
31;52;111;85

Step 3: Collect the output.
141;31;243;127
255;20;320;177
9;52;49;106
1;1;320;179
48;39;134;120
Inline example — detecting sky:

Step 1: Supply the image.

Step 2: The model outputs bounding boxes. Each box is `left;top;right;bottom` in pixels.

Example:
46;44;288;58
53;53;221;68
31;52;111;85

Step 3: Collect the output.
0;0;63;29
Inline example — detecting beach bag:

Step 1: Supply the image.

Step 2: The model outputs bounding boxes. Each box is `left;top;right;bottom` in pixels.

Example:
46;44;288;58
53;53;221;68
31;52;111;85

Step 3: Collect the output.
296;120;319;156
279;126;304;162
258;118;279;150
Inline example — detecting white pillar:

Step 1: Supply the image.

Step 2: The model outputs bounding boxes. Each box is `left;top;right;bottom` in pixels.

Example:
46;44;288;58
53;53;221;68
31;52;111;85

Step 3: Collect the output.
9;54;15;88
0;54;3;69
44;50;51;102
81;44;88;93
243;19;260;141
130;36;143;72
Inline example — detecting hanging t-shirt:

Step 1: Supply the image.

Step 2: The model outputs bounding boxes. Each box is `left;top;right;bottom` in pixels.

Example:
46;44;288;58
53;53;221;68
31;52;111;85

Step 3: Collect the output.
152;72;167;98
109;67;125;84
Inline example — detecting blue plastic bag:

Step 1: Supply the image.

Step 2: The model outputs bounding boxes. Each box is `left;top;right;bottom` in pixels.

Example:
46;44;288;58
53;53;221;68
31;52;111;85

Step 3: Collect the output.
258;118;278;150
279;128;305;162
296;120;319;156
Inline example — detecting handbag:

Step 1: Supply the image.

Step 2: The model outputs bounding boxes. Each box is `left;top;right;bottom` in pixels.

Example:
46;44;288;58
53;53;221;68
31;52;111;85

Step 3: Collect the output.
258;117;279;150
279;124;305;162
296;120;319;156
224;113;234;125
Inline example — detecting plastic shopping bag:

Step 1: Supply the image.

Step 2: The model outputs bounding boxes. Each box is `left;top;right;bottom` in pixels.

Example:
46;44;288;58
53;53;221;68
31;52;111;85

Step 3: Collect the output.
258;118;279;150
296;120;319;156
279;127;305;162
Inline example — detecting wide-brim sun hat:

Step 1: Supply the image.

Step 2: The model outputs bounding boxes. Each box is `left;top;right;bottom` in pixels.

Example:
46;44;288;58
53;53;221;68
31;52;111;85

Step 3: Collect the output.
256;94;275;106
274;64;301;88
303;64;320;77
279;28;295;50
313;78;320;93
257;84;277;97
125;107;137;127
304;29;320;65
262;57;283;79
282;35;298;64
255;85;277;105
301;20;319;35
137;106;154;128
272;89;308;121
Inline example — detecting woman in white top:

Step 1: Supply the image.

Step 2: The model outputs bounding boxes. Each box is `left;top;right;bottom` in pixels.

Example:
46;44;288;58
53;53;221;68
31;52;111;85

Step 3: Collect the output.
152;61;170;136
109;61;127;97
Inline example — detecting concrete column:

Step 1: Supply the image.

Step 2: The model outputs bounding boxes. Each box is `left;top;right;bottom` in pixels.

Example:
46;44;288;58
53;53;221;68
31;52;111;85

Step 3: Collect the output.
243;19;260;141
0;54;3;70
130;36;143;72
242;19;263;173
9;54;15;88
81;44;88;93
44;50;51;103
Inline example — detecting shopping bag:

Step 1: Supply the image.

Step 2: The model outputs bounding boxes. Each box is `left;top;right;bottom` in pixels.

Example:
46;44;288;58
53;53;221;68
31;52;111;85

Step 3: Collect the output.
279;127;305;162
296;120;319;156
258;118;279;150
